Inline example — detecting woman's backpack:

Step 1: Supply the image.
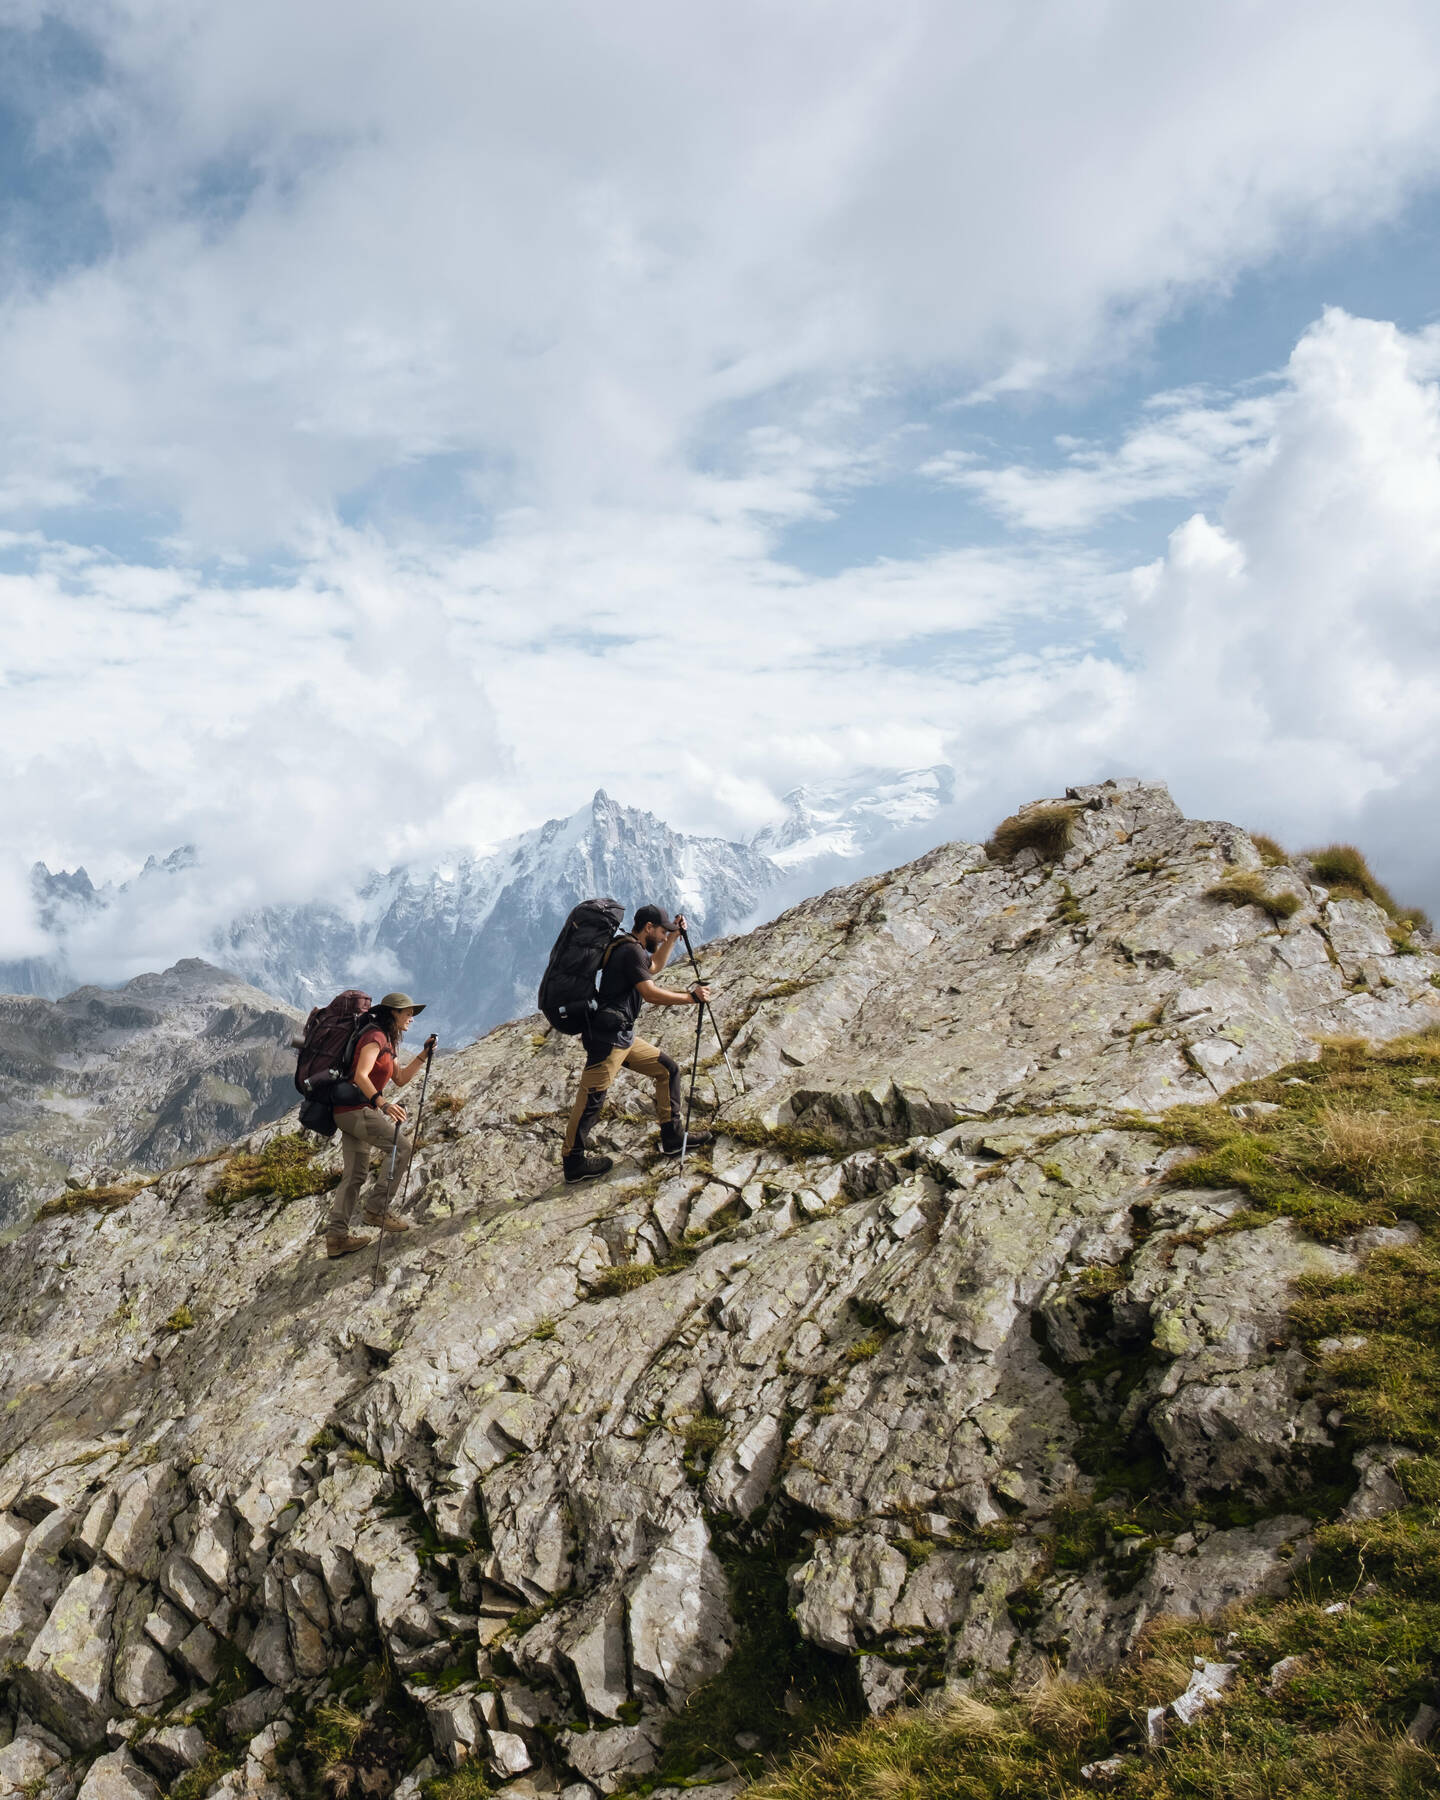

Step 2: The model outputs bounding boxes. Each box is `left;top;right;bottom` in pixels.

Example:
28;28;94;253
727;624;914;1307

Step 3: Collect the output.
294;990;374;1136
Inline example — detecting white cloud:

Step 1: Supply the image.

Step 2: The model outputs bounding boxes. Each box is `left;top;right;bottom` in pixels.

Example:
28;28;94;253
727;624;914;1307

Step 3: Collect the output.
926;387;1279;532
4;5;1440;971
4;1;1440;537
1117;310;1440;838
8;307;1440;971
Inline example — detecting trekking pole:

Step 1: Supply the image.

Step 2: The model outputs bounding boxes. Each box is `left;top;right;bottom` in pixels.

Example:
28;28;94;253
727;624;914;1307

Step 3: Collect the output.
372;1038;436;1291
680;992;705;1167
678;926;743;1094
371;1113;403;1291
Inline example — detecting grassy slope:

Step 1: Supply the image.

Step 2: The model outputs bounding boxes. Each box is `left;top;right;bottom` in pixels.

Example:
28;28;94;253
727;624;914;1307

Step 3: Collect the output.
742;1031;1440;1800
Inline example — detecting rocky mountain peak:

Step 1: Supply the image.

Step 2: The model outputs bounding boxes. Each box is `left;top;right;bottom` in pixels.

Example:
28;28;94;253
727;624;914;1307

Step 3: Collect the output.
1;778;1438;1800
0;962;304;1227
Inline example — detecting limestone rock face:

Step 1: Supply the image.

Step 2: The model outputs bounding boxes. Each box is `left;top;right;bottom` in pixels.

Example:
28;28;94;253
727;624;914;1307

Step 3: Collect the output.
1;781;1437;1791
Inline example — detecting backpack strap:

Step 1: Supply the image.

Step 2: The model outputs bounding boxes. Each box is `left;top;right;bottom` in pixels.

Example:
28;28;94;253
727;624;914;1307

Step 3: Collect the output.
600;933;637;970
342;1012;382;1075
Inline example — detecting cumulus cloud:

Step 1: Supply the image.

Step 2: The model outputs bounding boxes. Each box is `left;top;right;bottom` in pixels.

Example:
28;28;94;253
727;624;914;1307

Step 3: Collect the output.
8;307;1440;973
1119;310;1440;835
4;5;1440;977
3;0;1440;537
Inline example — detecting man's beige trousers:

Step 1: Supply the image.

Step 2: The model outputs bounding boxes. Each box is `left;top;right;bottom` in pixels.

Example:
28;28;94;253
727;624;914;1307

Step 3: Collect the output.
562;1036;675;1154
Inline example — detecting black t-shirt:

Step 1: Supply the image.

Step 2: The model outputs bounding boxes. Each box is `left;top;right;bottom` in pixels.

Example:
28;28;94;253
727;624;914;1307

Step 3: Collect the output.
588;937;652;1047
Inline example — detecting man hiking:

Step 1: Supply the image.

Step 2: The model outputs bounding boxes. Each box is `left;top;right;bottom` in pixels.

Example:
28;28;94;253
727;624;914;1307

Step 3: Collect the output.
562;906;712;1184
327;992;437;1257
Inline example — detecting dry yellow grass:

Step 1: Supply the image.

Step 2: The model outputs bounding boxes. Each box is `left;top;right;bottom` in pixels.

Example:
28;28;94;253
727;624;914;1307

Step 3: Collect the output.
1314;1103;1436;1191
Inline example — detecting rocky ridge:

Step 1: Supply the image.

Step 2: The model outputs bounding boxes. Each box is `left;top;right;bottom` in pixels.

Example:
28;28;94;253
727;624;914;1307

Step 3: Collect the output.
0;962;304;1231
1;779;1437;1800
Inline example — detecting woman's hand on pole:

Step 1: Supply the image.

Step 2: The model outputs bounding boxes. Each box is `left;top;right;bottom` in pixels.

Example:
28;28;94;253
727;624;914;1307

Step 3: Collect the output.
380;1099;407;1122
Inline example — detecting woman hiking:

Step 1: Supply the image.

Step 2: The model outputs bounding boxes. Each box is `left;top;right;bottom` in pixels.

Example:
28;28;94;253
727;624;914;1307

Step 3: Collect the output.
326;992;437;1258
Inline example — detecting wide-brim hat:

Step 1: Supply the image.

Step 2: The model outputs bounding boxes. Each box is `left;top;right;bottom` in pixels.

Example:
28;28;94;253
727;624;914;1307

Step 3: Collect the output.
378;992;426;1014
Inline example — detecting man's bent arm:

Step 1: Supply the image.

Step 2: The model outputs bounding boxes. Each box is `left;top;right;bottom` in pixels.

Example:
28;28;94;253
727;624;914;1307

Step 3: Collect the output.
649;925;683;974
636;977;704;1007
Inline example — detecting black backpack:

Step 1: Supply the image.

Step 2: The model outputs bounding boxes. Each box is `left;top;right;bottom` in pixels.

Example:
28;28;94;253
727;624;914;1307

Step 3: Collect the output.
537;899;625;1033
294;989;375;1137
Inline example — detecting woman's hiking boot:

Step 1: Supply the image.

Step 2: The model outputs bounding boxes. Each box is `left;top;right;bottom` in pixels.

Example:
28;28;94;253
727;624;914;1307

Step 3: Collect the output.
563;1152;613;1185
326;1231;371;1258
364;1208;410;1233
660;1122;712;1156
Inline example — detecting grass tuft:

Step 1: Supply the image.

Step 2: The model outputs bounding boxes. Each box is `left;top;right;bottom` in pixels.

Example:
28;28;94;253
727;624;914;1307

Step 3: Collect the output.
1205;869;1303;923
985;804;1081;865
1250;832;1289;866
422;1765;492;1800
1306;843;1433;933
588;1263;659;1298
36;1176;155;1220
168;1747;236;1800
1050;881;1087;928
209;1132;339;1213
719;1117;842;1161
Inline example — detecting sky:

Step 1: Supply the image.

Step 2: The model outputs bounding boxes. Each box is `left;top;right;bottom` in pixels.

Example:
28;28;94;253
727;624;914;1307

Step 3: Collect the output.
3;0;1440;966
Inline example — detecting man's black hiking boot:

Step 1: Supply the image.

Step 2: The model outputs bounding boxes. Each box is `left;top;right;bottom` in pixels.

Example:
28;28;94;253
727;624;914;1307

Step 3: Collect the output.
564;1152;613;1185
659;1122;712;1156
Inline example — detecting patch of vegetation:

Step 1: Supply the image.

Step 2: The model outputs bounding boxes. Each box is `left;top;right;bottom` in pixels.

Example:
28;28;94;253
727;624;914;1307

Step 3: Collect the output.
1306;842;1433;933
1204;869;1303;924
654;1514;862;1783
429;1091;464;1113
209;1132;339;1213
719;1117;842;1162
985;804;1081;865
1250;832;1289;866
1292;1243;1440;1451
36;1175;156;1219
1130;855;1166;875
684;1199;744;1245
1151;1030;1440;1242
679;1411;728;1482
308;1426;339;1454
757;977;821;1002
530;1317;558;1341
1050;881;1087;928
421;1764;492;1800
588;1262;660;1298
296;1644;430;1800
1071;1262;1124;1296
168;1747;236;1800
160;1303;196;1333
1126;1004;1166;1039
750;1589;1440;1800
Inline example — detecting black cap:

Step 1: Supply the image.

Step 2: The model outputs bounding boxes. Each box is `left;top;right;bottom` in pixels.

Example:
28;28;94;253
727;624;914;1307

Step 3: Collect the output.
633;904;676;931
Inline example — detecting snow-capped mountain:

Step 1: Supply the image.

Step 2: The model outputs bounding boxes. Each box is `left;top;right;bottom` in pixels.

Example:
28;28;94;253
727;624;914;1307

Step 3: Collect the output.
750;764;954;868
4;769;952;1043
212;790;779;1043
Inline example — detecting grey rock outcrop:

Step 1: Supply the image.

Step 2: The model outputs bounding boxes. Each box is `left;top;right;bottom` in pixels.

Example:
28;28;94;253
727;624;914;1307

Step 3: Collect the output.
1;780;1436;1796
0;961;303;1229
